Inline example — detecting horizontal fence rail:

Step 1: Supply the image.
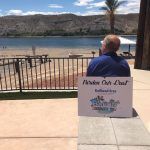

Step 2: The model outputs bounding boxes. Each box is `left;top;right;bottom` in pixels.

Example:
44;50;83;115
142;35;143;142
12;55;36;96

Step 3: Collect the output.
0;56;93;92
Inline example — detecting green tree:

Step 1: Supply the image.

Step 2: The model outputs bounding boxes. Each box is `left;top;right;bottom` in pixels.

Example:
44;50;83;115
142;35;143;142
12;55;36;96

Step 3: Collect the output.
100;0;126;33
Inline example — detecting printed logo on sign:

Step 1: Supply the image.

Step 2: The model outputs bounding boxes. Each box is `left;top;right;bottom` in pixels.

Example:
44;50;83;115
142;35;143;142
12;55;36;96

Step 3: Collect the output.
90;96;120;114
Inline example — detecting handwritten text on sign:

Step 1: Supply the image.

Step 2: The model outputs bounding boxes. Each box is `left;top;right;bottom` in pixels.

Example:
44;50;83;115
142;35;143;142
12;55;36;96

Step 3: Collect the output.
78;77;133;118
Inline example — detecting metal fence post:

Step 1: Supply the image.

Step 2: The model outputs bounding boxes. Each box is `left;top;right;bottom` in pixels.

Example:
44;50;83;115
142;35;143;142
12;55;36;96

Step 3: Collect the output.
15;59;22;92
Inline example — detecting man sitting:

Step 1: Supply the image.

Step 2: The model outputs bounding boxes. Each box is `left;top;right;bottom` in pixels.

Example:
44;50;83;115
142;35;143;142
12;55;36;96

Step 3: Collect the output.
87;35;130;77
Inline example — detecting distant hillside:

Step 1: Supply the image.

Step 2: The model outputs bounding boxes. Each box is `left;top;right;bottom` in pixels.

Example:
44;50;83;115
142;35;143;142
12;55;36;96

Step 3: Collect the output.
0;14;139;36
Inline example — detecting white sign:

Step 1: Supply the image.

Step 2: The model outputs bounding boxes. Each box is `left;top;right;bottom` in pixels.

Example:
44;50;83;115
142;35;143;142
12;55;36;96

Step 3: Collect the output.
78;77;133;118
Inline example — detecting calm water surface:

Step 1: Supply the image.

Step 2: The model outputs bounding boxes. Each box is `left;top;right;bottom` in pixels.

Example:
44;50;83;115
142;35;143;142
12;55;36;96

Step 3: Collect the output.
0;36;136;51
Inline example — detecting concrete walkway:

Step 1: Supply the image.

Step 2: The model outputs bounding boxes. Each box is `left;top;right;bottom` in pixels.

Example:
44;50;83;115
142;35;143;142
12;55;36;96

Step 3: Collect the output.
78;116;150;150
131;65;150;132
0;99;78;150
0;65;150;149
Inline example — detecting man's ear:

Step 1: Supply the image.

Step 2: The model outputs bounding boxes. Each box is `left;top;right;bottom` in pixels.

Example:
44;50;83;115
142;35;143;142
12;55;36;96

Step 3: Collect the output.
102;42;106;50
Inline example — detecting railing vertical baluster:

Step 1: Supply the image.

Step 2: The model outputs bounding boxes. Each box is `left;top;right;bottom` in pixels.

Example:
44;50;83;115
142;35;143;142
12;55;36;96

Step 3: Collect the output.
44;58;47;89
30;58;33;89
53;58;56;89
77;58;79;76
7;59;12;90
3;59;7;90
40;60;42;89
0;66;3;90
86;58;88;70
76;58;79;89
82;58;83;76
72;59;74;89
63;58;65;89
16;59;22;92
20;59;25;89
58;59;61;89
68;58;70;89
25;58;29;89
48;58;52;89
12;59;17;89
30;58;34;89
34;58;38;89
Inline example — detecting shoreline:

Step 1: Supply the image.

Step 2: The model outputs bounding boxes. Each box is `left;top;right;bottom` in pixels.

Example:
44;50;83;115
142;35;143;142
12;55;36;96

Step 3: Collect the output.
0;47;98;58
0;34;137;38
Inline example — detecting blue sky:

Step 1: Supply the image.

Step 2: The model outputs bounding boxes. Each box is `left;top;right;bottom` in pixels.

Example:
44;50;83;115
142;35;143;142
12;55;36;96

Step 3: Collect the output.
0;0;140;16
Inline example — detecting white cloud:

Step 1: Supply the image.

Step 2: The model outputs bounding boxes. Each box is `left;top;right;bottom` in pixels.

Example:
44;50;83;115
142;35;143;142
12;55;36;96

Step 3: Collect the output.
7;9;23;16
74;0;94;6
116;0;140;14
5;9;101;16
5;10;71;16
87;1;105;9
81;10;102;16
48;4;63;8
74;0;140;14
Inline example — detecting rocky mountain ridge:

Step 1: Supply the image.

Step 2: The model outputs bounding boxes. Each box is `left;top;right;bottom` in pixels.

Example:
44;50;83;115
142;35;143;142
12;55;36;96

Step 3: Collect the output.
0;14;139;36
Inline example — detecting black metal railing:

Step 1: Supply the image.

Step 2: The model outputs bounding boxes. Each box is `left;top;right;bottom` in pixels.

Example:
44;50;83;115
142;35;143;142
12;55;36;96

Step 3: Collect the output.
0;57;92;92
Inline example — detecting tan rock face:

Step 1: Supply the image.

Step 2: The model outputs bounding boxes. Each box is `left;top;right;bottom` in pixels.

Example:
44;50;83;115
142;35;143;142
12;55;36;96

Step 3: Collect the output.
0;14;139;36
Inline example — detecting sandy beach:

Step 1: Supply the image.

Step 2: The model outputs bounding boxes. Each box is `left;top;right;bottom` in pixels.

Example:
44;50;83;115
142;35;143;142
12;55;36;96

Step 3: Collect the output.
0;47;98;58
0;47;135;63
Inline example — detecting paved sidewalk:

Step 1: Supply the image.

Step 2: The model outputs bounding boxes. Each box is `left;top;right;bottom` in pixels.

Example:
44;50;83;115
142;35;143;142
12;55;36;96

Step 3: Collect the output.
131;65;150;132
78;116;150;150
0;99;78;150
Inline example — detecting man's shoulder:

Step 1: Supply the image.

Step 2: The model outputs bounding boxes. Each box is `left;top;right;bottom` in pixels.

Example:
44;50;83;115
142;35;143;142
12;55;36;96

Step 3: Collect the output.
118;56;129;64
91;55;108;63
91;54;129;65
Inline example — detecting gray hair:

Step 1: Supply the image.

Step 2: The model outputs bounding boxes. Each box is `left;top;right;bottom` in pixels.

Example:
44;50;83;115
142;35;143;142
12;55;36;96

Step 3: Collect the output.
104;35;120;52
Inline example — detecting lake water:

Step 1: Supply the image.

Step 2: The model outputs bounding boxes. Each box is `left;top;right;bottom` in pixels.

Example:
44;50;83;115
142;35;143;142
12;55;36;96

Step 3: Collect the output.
0;35;136;52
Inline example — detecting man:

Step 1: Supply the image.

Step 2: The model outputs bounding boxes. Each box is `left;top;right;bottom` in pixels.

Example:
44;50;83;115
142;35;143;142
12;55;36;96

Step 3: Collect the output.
87;35;130;77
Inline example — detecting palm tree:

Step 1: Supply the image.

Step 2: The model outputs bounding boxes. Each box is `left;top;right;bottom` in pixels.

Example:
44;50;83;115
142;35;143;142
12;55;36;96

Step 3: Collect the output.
100;0;126;33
